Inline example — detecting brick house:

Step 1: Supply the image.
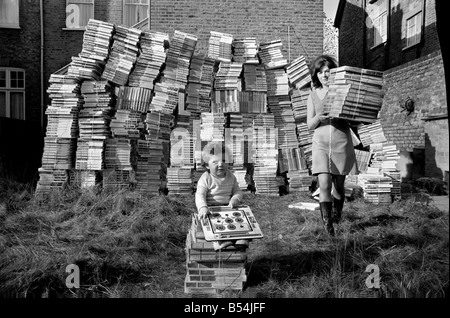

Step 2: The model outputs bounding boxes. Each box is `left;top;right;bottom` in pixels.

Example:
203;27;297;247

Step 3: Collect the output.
334;0;448;183
0;0;324;181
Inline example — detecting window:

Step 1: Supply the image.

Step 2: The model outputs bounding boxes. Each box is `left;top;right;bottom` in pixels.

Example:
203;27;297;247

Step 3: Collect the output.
372;10;387;47
0;68;25;120
65;0;94;29
124;0;149;27
0;0;20;28
367;0;388;48
406;11;422;48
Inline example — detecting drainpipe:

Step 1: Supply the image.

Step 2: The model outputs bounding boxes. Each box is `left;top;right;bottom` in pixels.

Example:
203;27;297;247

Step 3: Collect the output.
362;0;366;68
40;0;44;134
385;0;391;70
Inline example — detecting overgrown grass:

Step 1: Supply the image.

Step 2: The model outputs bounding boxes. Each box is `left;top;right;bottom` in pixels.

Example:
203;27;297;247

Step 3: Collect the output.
0;177;448;298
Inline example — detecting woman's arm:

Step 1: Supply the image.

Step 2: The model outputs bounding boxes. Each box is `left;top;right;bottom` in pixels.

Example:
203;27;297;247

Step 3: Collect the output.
307;93;320;130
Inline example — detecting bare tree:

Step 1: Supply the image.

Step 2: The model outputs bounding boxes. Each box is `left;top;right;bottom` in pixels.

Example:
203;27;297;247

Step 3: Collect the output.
324;16;339;61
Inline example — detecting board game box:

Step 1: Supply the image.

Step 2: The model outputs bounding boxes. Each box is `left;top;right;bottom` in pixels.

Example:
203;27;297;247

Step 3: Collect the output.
200;205;264;241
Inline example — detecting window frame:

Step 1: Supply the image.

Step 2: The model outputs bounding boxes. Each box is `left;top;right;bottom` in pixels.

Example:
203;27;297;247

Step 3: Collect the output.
370;7;388;49
123;0;149;27
0;68;26;120
404;10;423;50
0;0;20;29
64;0;94;31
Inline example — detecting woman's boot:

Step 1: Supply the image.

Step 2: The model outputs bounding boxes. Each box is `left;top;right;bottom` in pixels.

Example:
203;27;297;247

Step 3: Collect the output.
333;197;345;223
319;201;334;236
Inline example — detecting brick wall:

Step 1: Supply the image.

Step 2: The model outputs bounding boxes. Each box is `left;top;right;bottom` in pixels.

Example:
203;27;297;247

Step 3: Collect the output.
148;0;323;63
380;51;448;179
336;0;365;67
338;0;441;71
385;0;440;69
0;0;42;123
424;119;449;179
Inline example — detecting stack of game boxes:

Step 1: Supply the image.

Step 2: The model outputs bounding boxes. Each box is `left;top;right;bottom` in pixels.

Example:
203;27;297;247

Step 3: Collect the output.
127;30;169;90
154;30;197;194
67;19;114;80
232;38;259;64
78;19;114;62
166;167;193;195
74;80;116;188
115;86;153;112
354;149;372;174
212;62;243;112
290;88;310;122
200;112;226;143
184;215;248;296
105;107;141;192
103;137;134;191
386;171;401;200
110;109;143;139
278;147;312;192
226;113;245;168
357;120;402;202
225;113;247;190
252;114;279;196
102;25;142;86
148;83;179;114
207;31;234;62
358;120;386;147
36;74;83;195
170;118;195;168
242;64;267;92
357;173;393;204
286;55;311;89
286;169;312;192
268;94;297;149
134;139;163;194
369;141;400;174
258;40;288;70
265;68;289;96
289;85;312;175
295;122;314;147
323;66;384;124
186;54;215;116
164;30;197;88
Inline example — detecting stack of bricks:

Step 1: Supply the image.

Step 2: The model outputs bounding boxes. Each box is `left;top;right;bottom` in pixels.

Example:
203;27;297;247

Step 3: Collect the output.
184;215;248;297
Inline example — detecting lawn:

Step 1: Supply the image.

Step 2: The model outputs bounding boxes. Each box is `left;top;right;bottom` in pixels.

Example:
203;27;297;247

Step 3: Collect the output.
0;177;448;298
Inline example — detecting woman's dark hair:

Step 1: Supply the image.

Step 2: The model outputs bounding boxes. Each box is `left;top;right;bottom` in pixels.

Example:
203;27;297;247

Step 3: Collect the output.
310;54;338;88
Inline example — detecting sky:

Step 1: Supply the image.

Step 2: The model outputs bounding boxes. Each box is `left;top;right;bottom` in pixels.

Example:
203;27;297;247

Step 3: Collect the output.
323;0;340;19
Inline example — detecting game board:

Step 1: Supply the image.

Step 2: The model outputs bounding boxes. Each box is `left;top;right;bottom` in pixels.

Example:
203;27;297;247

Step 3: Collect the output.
200;205;264;241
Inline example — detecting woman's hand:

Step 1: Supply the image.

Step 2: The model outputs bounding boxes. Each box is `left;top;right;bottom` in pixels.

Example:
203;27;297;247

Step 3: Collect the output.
316;111;330;122
228;199;239;208
198;206;210;220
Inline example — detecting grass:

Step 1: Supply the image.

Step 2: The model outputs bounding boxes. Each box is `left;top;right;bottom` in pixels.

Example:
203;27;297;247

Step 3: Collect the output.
0;176;448;298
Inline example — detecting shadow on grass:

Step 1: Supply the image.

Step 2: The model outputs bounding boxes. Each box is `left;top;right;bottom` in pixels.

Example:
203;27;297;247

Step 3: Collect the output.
349;213;407;232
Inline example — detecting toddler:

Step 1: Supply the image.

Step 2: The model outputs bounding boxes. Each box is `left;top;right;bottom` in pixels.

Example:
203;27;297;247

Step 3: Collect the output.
195;143;246;249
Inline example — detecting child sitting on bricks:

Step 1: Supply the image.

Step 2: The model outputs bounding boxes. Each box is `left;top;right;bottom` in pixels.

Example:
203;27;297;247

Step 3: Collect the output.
195;142;248;250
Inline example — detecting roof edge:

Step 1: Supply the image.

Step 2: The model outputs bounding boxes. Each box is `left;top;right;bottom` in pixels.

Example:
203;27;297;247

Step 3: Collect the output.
333;0;347;28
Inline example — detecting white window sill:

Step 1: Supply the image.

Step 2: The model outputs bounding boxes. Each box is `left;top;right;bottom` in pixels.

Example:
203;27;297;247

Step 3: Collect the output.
370;42;386;51
62;27;86;31
0;25;21;29
402;42;421;51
